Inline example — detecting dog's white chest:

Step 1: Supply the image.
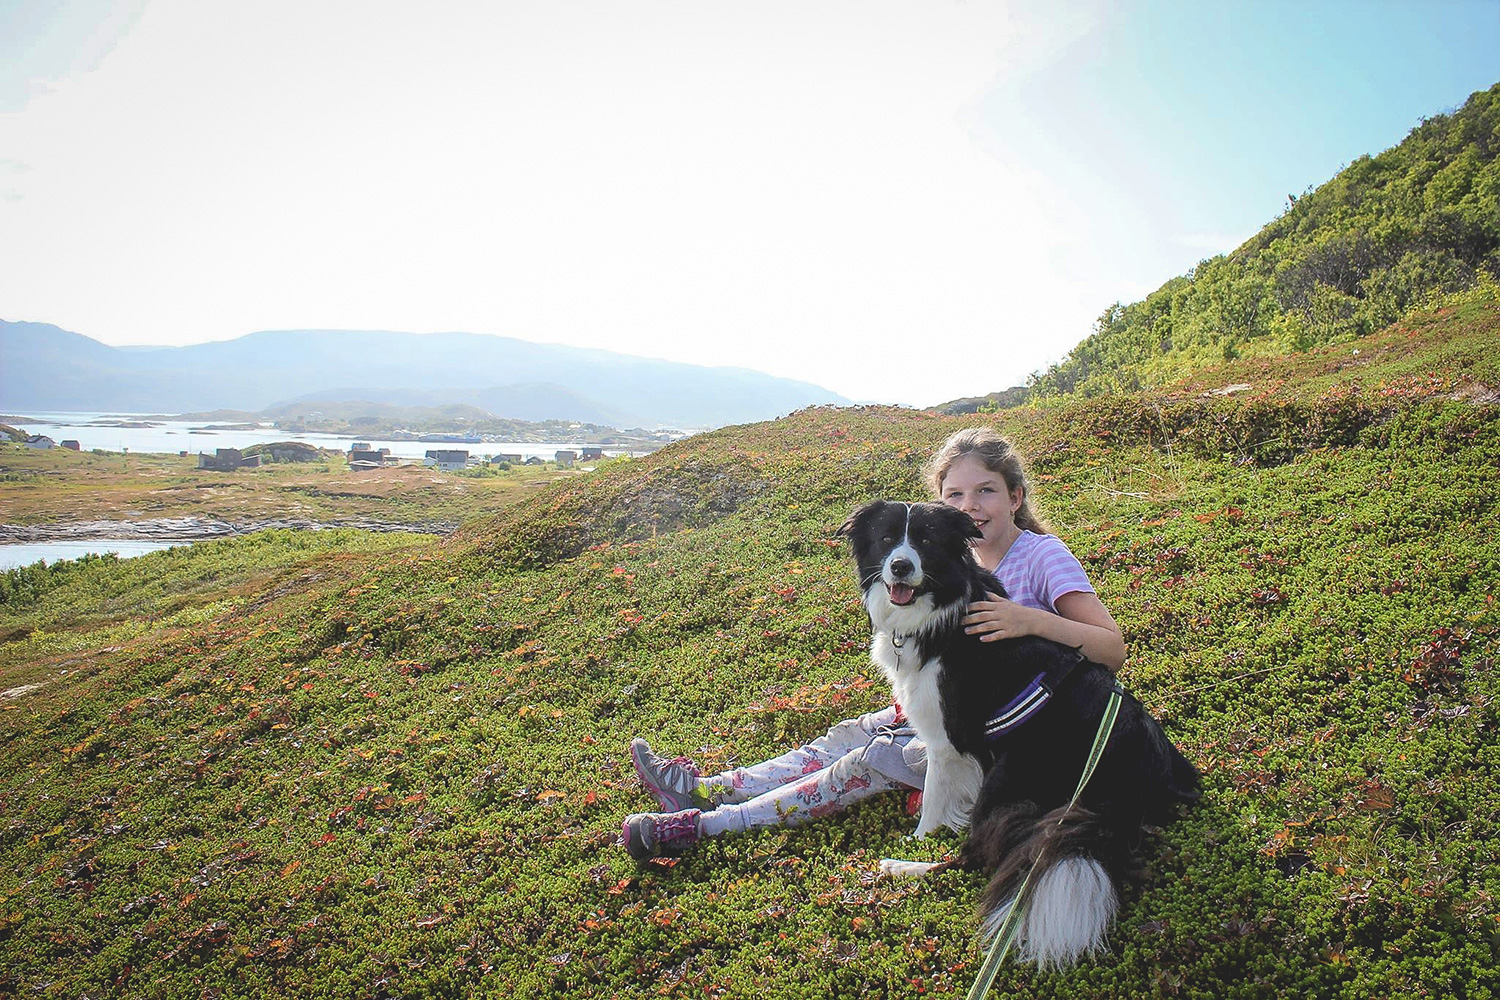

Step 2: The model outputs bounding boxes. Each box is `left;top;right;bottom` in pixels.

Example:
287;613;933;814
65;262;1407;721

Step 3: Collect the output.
870;636;982;836
885;646;948;746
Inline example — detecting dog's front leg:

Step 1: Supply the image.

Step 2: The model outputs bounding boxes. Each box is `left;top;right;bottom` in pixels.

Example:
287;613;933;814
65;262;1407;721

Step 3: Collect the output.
914;749;983;837
913;806;945;839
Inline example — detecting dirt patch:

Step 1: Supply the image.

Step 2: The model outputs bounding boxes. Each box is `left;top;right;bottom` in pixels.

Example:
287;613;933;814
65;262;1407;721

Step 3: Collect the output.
1451;383;1500;405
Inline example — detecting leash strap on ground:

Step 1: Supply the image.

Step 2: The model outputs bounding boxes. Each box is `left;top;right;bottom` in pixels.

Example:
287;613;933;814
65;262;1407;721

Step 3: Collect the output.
964;680;1125;1000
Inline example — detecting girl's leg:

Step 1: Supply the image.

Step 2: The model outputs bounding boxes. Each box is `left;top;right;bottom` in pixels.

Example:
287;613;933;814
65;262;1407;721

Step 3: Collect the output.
703;705;903;803
701;725;922;835
624;726;927;859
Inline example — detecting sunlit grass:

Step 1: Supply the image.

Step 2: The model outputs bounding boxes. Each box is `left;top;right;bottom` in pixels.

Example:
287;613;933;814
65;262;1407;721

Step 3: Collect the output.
1;304;1497;998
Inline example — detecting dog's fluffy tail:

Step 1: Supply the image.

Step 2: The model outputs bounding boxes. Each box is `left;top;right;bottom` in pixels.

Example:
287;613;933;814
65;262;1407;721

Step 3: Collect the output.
970;804;1126;968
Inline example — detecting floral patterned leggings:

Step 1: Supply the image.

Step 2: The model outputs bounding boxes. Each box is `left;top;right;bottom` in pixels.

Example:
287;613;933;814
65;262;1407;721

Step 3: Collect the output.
696;706;927;838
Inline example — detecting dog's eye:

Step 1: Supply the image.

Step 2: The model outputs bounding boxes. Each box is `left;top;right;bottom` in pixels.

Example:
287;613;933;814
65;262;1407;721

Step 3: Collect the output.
880;534;896;544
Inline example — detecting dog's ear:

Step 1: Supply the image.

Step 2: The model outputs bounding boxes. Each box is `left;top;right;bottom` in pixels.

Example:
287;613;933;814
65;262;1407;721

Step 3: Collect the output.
836;500;886;539
939;503;984;541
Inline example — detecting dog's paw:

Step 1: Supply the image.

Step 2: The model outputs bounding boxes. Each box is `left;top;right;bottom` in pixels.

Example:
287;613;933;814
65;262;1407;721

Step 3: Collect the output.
878;858;940;879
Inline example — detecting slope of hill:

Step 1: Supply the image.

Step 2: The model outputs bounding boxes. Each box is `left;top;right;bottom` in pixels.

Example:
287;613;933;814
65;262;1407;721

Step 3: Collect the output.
276;383;645;428
2;300;1497;998
1029;82;1500;398
0;323;850;430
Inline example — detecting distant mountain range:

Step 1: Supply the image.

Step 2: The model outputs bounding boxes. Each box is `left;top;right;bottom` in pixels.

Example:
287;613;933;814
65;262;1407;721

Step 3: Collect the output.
0;323;850;429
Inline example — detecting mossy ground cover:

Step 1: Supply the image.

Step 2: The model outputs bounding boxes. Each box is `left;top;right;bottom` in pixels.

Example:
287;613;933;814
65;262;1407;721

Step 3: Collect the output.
0;529;431;645
0;448;590;528
2;307;1498;998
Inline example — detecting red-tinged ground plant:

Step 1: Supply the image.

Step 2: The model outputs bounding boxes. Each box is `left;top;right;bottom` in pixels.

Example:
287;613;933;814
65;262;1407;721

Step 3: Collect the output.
1;305;1498;998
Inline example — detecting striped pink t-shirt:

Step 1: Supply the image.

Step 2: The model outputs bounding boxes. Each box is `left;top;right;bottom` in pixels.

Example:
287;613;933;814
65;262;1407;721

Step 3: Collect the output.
990;530;1095;613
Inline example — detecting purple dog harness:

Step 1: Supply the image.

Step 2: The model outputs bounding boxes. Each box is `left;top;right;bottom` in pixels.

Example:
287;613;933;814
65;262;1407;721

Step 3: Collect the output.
982;654;1086;741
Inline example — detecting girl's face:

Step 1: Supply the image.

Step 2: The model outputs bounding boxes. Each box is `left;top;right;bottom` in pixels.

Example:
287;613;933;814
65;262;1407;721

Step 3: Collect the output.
940;453;1022;546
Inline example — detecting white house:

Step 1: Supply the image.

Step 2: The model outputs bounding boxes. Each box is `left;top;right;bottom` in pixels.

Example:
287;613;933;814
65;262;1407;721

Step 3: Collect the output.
424;449;470;472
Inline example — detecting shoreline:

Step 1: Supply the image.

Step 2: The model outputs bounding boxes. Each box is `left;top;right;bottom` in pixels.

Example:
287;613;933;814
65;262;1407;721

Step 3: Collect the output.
0;516;457;543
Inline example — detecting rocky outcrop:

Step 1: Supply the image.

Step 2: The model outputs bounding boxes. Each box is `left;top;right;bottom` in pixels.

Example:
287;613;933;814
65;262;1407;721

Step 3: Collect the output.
242;441;327;463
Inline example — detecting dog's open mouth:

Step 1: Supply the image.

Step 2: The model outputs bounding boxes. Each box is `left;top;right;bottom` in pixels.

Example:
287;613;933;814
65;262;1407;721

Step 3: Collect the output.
887;582;916;606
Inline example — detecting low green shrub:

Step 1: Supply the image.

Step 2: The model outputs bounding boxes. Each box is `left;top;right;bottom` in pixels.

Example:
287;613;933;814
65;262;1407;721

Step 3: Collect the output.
1;310;1497;998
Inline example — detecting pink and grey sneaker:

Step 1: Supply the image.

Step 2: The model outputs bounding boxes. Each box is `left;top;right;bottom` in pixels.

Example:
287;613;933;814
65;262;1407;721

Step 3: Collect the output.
621;808;702;861
630;737;714;812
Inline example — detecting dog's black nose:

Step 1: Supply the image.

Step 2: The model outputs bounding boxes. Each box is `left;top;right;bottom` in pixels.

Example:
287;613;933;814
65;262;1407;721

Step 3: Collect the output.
890;557;914;578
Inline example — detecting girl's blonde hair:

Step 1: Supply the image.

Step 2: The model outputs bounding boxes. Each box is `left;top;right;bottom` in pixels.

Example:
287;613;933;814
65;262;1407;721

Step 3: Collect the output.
923;427;1051;535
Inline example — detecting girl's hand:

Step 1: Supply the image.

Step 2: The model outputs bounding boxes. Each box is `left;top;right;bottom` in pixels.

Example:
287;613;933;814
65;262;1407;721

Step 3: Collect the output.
962;592;1035;642
963;590;1127;670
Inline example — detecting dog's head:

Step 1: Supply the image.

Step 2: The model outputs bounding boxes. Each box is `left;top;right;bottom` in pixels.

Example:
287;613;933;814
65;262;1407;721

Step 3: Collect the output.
837;500;982;616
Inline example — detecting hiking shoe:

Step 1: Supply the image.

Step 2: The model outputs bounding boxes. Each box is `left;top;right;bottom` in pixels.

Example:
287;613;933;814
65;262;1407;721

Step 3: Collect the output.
630;737;712;812
622;808;702;861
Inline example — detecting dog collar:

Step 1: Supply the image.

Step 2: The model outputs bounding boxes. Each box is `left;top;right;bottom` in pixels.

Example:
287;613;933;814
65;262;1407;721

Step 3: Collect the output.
890;632;915;672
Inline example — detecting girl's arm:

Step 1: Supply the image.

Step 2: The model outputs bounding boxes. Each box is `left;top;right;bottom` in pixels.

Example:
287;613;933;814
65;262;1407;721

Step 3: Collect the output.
961;590;1126;672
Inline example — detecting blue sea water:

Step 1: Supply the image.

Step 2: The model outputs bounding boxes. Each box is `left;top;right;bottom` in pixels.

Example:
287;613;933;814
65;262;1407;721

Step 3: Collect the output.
0;539;184;571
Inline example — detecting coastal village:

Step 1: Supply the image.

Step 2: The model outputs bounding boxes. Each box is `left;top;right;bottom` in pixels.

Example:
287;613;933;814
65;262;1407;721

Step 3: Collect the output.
192;442;608;472
346;442;605;472
15;432;80;451
6;422;613;474
0;421;634;553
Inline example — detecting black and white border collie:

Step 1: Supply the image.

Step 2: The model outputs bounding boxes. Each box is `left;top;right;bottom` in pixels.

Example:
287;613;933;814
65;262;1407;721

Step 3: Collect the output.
838;500;1199;967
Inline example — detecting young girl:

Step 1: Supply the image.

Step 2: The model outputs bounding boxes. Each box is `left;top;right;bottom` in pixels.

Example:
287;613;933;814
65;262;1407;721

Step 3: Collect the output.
621;427;1124;860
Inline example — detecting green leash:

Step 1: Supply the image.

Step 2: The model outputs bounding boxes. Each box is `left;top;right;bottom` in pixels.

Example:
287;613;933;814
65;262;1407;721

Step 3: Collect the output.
964;680;1125;1000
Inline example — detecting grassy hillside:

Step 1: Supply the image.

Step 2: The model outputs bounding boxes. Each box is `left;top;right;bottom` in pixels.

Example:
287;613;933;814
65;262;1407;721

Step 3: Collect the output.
1029;82;1500;398
1;300;1497;997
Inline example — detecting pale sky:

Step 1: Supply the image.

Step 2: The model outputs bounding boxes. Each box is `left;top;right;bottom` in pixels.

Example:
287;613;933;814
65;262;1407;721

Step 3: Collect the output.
2;0;1497;406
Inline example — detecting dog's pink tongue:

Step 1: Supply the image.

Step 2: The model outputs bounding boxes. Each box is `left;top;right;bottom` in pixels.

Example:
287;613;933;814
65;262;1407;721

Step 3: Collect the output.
889;583;915;606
